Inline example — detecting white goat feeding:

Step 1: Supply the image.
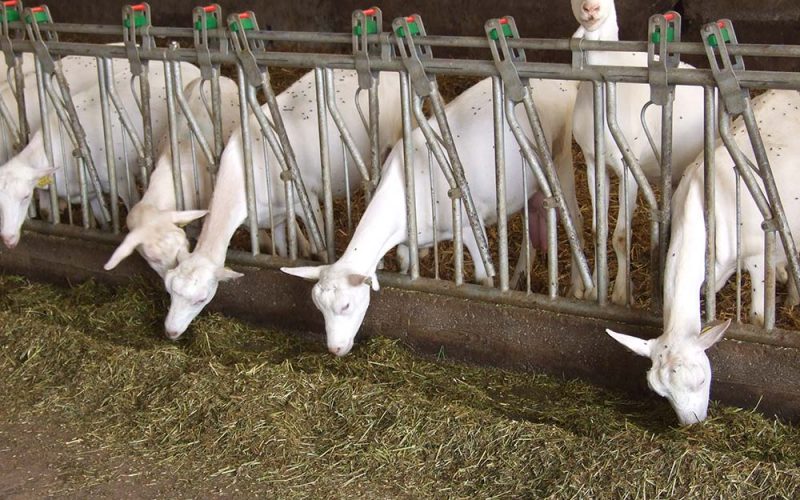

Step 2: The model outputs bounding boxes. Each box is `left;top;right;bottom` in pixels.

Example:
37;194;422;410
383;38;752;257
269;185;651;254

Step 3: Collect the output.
607;89;800;425
163;69;403;339
282;76;580;356
103;76;240;278
570;0;706;304
0;60;201;248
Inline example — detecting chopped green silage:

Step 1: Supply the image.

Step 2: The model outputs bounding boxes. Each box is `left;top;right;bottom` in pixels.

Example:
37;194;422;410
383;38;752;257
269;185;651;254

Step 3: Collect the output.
0;274;799;497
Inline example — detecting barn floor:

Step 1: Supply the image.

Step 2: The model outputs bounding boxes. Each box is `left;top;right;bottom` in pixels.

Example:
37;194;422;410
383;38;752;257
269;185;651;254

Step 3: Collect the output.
0;274;798;498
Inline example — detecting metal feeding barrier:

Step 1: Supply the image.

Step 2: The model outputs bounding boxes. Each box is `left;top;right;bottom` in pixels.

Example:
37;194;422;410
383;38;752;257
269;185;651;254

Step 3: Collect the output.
2;2;800;334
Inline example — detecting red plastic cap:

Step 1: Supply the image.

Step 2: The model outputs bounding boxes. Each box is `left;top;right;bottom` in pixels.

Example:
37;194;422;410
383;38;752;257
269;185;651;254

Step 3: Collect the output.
499;17;509;25
717;20;726;28
131;3;147;12
405;15;414;22
362;8;376;15
3;1;18;7
663;12;675;21
30;6;45;12
237;11;250;19
202;5;217;13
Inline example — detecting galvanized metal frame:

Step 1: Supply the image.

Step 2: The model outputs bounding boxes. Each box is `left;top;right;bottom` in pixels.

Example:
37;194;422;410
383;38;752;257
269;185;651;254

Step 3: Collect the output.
2;5;800;337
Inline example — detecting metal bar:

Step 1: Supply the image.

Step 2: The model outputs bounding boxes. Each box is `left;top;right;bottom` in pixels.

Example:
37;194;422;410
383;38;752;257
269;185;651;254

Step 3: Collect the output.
656;88;675;310
492;76;509;292
367;77;381;192
7;40;800;90
314;68;335;263
20;22;800;60
33;57;59;225
236;65;259;256
399;71;419;280
96;57;120;233
593;81;608;305
703;86;716;322
163;59;185;211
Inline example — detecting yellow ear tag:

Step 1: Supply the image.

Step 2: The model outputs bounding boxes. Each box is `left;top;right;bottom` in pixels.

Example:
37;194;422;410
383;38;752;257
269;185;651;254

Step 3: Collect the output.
36;175;54;188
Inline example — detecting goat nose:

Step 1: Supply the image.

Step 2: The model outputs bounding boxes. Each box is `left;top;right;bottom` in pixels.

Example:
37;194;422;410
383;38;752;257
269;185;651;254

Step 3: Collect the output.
328;345;343;356
3;236;18;249
582;2;599;15
164;329;180;341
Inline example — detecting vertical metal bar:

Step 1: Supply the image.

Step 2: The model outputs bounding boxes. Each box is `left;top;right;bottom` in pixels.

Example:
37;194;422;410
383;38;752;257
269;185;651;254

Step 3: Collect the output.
546;191;558;298
314;68;335;263
592;81;607;305
164;60;185;211
492;76;509;292
261;135;276;256
428;147;439;280
453;196;463;286
12;60;29;147
236;65;259;256
735;167;742;322
657;89;675;310
522;153;531;294
210;66;224;174
343;144;353;234
400;71;419;280
77;158;90;229
368;76;381;192
190;133;200;208
33;58;59;225
137;63;154;186
97;58;120;234
703;85;717;322
121;124;134;209
764;228;777;331
54;118;73;227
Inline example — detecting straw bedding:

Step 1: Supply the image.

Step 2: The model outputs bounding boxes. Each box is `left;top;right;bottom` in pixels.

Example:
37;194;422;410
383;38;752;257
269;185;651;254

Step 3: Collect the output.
1;274;799;496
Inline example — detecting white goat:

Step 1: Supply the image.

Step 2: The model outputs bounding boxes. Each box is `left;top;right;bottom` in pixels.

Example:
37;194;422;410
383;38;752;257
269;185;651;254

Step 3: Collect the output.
0;55;105;163
571;0;705;304
282;76;580;356
607;89;800;425
162;69;403;339
103;76;240;278
0;60;201;248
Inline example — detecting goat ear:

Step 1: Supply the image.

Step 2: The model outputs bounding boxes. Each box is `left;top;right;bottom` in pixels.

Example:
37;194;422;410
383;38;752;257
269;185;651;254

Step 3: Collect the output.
170;210;208;227
346;273;380;291
104;229;145;270
33;167;60;188
215;267;244;282
606;329;653;358
696;319;730;351
281;265;325;282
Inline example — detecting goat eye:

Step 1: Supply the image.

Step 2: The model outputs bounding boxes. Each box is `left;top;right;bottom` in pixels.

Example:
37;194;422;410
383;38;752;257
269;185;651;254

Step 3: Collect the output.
342;303;350;312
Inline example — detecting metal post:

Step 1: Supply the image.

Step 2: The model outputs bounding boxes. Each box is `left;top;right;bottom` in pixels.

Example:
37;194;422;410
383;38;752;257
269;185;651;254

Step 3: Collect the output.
492;76;509;291
399;71;419;280
703;85;717;322
236;65;259;256
315;67;335;263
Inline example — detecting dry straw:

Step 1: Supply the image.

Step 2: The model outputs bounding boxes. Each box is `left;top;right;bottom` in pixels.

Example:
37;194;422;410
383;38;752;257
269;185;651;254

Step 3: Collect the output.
0;275;799;497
